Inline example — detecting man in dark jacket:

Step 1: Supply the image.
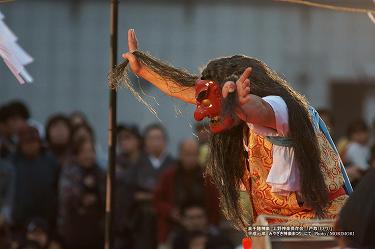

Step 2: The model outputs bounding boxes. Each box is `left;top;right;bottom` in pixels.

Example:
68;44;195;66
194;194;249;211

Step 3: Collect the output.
8;125;59;236
126;123;175;249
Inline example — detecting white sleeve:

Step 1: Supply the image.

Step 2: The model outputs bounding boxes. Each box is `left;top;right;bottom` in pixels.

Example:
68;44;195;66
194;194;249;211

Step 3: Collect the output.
262;95;289;136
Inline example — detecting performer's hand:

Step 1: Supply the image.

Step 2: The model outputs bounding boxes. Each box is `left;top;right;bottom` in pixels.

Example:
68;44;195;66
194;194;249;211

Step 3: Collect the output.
222;67;252;105
236;67;252;105
122;29;143;75
223;67;277;130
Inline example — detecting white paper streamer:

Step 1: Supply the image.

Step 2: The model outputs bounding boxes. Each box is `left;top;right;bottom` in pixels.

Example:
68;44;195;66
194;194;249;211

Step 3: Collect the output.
0;10;33;84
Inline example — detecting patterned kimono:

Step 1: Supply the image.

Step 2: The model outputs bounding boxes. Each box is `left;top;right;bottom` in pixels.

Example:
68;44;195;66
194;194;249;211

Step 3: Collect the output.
242;130;348;223
240;97;348;223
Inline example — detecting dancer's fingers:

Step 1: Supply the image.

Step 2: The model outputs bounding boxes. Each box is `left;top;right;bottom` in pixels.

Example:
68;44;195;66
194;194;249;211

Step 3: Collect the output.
128;29;138;52
243;79;250;88
237;67;252;85
122;52;140;74
222;81;236;98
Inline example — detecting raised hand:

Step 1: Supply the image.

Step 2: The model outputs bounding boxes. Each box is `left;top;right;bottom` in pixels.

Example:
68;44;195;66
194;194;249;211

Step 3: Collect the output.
235;67;252;105
122;29;142;75
222;67;252;105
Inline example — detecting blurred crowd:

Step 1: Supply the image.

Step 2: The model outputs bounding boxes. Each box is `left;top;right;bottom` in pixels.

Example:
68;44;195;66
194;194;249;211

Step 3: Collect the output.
318;109;375;187
0;100;234;249
1;100;375;249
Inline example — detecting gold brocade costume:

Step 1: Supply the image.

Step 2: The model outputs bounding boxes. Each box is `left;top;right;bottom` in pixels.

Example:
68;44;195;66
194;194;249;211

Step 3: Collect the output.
242;129;348;224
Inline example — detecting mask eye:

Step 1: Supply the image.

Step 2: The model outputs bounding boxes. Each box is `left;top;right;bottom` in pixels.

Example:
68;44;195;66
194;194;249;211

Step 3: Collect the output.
196;90;208;102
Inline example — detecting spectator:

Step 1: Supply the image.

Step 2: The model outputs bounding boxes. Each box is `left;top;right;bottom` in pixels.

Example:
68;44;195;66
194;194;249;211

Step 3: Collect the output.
0;105;14;159
57;138;105;249
71;123;107;169
26;218;62;249
344;120;370;186
3;101;30;138
7;125;59;237
116;124;143;172
114;124;143;249
126;123;175;249
45;114;73;166
69;111;88;128
172;202;233;249
0;102;30;159
0;159;13;211
186;231;207;249
155;138;220;245
71;123;94;144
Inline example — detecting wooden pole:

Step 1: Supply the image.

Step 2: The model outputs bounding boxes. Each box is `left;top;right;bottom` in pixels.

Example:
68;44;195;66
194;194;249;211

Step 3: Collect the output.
105;0;118;248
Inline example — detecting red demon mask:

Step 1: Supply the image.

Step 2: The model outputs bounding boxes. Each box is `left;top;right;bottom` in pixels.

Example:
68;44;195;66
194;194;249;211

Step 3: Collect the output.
194;80;234;133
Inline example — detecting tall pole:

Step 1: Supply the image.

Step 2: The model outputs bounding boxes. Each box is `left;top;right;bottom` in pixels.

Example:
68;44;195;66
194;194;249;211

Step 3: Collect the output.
105;0;118;248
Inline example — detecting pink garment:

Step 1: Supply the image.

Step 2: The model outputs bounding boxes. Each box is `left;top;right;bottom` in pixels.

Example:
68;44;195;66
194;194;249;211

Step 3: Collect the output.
246;95;301;195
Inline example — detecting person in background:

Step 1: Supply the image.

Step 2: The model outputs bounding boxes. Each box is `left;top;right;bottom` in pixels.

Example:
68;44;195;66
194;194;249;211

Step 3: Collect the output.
126;123;175;249
186;231;207;249
343;120;370;186
0;105;14;159
114;124;143;249
71;123;94;144
116;124;143;172
45;114;73;167
0;159;13;212
69;111;88;128
172;202;233;249
155;138;220;246
7;125;59;238
0;102;30;158
26;218;61;249
71;123;107;169
194;123;210;167
57;137;105;249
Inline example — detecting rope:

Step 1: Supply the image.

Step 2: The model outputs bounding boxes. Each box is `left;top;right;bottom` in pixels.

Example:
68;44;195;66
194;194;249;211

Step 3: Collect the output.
275;0;375;14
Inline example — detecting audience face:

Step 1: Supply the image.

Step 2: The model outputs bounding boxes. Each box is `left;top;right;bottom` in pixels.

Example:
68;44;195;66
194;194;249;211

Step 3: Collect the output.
20;141;41;158
76;141;96;168
144;128;166;158
179;139;199;170
182;206;208;232
48;120;71;146
72;126;94;143
7;116;28;136
351;130;369;145
118;130;141;155
18;126;42;158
